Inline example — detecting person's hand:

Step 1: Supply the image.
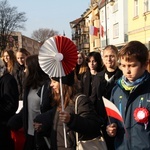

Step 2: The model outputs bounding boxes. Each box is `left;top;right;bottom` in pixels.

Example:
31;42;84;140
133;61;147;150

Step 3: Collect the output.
106;123;117;137
59;111;71;123
33;122;42;132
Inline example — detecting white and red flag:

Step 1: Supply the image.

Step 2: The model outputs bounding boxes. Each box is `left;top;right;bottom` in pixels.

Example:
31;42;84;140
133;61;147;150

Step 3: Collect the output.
89;25;99;36
102;97;124;122
100;24;104;37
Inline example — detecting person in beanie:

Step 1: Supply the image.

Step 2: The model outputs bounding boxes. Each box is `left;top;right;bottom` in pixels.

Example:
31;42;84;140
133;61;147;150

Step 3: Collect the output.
34;71;105;150
106;41;150;150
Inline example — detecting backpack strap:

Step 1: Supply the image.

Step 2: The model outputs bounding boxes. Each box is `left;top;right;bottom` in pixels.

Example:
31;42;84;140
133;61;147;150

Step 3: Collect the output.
75;94;85;114
75;94;86;144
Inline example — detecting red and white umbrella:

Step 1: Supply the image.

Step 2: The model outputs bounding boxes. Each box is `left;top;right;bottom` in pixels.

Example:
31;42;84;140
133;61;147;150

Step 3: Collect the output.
38;35;78;148
39;35;77;77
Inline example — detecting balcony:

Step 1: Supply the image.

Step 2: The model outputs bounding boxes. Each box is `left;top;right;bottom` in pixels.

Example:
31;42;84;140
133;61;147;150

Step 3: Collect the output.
80;27;89;34
81;43;90;49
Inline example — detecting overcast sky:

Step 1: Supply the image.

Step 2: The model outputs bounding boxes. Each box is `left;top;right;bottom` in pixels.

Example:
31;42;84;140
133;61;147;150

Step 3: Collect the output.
8;0;90;39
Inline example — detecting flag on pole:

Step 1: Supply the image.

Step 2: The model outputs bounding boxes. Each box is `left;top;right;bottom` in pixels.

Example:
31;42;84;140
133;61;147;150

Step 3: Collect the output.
89;25;98;36
100;24;104;37
102;97;124;122
102;97;128;137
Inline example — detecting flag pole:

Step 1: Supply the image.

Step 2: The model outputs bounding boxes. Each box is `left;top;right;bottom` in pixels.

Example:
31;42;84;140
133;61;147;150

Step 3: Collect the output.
59;75;67;148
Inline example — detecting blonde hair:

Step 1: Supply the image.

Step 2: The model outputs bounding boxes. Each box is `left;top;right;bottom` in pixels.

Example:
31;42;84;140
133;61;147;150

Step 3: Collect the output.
78;52;87;74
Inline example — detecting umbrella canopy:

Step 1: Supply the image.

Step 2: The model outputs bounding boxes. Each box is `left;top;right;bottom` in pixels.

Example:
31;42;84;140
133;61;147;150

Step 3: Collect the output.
38;35;78;77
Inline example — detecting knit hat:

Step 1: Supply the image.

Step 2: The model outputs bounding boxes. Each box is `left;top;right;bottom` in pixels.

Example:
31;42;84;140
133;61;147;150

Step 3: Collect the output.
52;71;74;86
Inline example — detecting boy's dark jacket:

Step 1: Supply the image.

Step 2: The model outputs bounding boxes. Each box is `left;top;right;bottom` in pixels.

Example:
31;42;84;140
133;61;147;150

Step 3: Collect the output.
111;71;150;150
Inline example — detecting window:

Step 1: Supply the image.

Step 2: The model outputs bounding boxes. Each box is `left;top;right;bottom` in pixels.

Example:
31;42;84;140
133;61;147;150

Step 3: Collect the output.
113;0;118;12
113;23;119;38
101;10;104;22
134;0;139;17
144;0;150;12
107;6;109;19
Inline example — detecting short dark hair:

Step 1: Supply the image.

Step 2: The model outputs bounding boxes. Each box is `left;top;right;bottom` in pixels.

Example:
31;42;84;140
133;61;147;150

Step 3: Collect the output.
86;51;103;72
119;41;149;66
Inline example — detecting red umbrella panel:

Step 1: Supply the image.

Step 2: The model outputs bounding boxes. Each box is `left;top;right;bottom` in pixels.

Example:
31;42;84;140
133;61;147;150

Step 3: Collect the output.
55;36;78;75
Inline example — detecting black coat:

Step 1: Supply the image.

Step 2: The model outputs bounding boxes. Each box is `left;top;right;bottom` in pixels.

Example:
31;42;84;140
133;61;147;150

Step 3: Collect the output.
90;67;122;150
12;62;25;100
0;73;19;150
7;81;52;150
34;94;104;150
7;81;52;132
80;69;97;97
0;73;19;121
37;81;52;113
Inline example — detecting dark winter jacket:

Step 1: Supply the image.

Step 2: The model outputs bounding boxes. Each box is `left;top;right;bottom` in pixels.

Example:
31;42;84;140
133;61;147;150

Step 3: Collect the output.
0;72;19;150
34;94;104;150
110;71;150;150
80;69;97;97
7;81;52;150
91;67;122;102
90;67;122;150
37;81;52;113
7;81;52;132
12;62;26;100
0;73;19;122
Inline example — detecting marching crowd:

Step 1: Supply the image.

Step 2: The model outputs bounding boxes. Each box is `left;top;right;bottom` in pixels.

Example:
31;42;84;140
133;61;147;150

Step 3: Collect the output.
0;39;150;150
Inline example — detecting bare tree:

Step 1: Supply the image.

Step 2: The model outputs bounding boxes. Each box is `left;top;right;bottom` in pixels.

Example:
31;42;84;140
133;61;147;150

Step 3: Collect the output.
0;0;27;51
31;28;59;43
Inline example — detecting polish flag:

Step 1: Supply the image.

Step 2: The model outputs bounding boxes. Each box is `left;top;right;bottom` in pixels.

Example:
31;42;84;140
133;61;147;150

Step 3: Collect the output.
102;97;124;122
100;24;104;37
89;26;98;36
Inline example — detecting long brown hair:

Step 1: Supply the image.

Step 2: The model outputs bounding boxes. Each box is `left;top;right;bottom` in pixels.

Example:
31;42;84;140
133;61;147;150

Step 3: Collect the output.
78;52;87;74
24;54;49;89
51;80;78;109
1;49;16;74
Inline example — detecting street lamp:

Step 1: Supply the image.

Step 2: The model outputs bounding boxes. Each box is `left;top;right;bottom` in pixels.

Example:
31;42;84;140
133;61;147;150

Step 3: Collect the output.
105;0;115;46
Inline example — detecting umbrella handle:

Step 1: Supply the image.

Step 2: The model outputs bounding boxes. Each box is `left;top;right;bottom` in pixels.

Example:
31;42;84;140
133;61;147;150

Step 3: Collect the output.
59;77;64;111
59;77;67;148
63;123;67;148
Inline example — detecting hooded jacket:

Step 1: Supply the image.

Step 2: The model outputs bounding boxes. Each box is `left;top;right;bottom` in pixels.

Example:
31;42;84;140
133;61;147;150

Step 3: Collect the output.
110;71;150;150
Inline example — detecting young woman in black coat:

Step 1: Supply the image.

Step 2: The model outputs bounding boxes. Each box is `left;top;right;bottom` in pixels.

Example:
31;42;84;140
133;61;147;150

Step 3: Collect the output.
12;48;30;100
34;71;104;150
0;58;19;150
80;51;103;97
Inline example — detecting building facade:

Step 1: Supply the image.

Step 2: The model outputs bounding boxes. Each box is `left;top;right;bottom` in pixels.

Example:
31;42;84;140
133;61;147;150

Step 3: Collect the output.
6;31;40;54
70;0;128;53
128;0;150;50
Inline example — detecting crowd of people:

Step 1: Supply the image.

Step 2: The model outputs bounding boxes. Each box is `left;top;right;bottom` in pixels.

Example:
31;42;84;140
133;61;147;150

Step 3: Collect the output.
0;39;150;150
